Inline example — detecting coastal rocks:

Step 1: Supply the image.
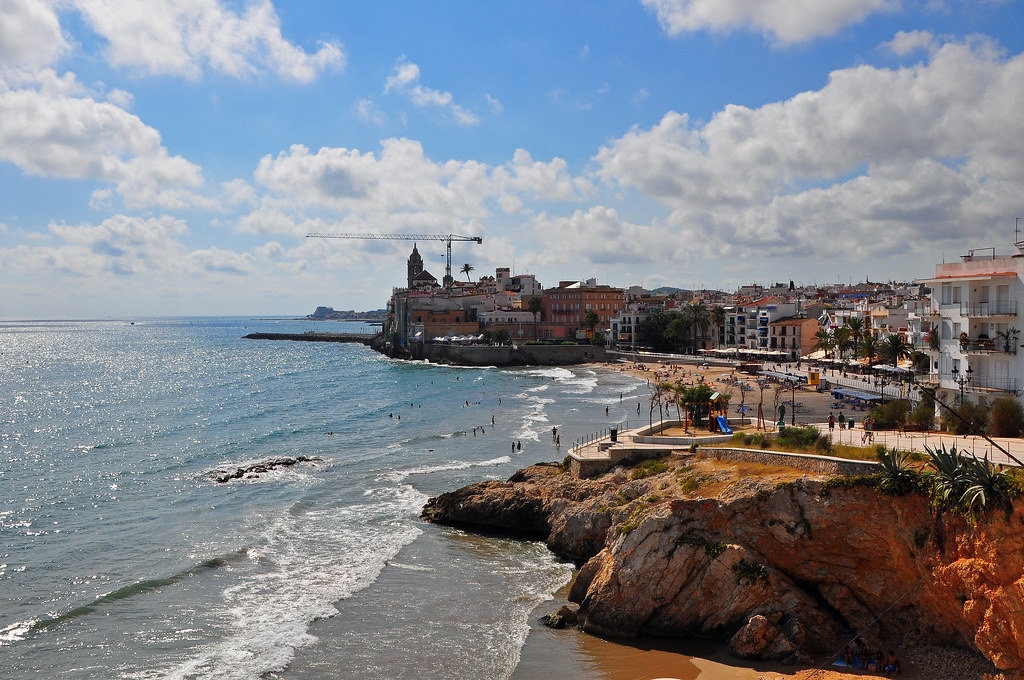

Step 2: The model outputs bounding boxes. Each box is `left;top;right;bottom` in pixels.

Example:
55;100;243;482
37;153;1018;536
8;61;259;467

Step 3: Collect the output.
541;605;579;629
212;456;321;483
421;458;1024;676
729;614;809;664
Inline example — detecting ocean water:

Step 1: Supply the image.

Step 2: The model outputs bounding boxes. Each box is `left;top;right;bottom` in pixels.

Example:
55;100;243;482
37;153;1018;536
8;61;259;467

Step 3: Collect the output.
0;317;645;679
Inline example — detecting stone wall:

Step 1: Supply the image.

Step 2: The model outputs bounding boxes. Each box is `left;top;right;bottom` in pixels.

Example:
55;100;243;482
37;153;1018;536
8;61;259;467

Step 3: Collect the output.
700;447;878;475
421;343;606;366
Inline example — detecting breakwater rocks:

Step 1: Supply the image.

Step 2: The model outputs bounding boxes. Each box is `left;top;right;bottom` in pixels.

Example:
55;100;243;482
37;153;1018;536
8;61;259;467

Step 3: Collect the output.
212;456;322;483
243;332;376;344
422;456;1022;676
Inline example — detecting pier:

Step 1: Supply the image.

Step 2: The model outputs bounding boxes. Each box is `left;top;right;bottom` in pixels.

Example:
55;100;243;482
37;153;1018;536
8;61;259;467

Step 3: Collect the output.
243;332;376;344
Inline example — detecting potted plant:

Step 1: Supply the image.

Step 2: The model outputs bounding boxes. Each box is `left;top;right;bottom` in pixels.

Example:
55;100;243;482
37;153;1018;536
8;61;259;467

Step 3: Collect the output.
959;331;970;351
997;327;1020;354
925;328;939;350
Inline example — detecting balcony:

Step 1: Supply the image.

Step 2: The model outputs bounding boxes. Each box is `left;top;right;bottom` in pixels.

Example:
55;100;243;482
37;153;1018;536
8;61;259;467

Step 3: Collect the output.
958;338;1018;355
970;375;1018;394
963;301;1017;317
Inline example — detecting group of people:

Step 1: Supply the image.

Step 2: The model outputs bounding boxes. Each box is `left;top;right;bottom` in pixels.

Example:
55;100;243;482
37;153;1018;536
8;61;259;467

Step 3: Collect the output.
827;410;872;437
839;640;900;676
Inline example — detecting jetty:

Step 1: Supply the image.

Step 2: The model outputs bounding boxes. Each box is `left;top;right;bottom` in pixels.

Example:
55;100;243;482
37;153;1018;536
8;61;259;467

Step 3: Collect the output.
243;332;376;344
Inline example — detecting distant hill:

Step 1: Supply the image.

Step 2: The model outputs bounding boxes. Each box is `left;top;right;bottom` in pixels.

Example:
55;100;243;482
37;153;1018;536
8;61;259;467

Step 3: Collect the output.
307;306;386;321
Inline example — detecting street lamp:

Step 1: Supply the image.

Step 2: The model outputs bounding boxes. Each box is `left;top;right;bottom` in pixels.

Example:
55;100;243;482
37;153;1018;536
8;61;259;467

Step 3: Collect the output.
790;378;797;426
951;365;973;404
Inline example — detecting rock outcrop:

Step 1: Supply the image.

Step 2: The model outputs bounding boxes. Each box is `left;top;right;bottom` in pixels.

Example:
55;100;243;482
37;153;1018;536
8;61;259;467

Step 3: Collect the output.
421;456;1024;677
212;455;321;483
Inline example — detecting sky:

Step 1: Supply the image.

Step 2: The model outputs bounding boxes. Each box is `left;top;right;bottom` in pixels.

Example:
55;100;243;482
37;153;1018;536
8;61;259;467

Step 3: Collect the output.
3;0;1024;318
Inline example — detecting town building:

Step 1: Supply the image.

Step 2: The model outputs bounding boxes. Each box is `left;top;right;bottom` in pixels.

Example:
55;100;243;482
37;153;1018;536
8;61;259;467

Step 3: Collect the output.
918;243;1024;407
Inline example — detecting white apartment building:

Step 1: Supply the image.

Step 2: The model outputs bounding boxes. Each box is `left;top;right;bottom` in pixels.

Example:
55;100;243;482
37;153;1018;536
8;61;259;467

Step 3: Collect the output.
919;244;1024;406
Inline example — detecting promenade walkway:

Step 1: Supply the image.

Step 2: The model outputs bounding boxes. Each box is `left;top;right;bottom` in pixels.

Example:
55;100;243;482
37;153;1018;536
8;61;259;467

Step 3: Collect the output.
809;423;1024;468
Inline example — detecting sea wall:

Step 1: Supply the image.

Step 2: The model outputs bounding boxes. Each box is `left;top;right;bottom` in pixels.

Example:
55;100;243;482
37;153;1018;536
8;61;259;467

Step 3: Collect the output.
419;343;606;366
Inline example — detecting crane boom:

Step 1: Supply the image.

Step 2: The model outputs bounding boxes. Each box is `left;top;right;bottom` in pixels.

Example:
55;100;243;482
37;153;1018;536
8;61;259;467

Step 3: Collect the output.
306;232;483;286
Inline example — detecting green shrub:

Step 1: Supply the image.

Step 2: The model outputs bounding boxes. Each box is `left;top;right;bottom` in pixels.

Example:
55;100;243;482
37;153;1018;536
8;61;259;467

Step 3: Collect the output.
989;397;1024;437
732;558;769;585
908;391;935;431
777;425;822;449
631;457;671;480
617;506;648;535
870;399;912;430
941;401;991;435
676;533;726;558
677;469;711;494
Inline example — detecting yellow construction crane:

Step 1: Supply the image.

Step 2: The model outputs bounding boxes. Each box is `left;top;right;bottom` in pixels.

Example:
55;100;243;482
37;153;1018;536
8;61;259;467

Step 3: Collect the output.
306;232;483;286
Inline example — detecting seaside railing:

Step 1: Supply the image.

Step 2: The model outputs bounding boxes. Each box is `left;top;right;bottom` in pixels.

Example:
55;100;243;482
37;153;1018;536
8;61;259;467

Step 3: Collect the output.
572;420;630;452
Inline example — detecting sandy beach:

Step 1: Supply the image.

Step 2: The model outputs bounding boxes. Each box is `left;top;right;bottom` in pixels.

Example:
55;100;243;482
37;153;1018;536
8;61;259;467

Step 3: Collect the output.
513;588;981;680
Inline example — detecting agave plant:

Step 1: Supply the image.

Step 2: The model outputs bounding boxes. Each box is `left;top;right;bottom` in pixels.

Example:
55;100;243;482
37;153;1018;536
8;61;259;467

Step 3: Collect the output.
925;444;969;510
876;447;922;496
959;454;1017;519
925;444;1020;519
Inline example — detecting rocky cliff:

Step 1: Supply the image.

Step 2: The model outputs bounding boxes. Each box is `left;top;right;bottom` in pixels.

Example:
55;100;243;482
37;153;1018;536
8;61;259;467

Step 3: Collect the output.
421;455;1024;676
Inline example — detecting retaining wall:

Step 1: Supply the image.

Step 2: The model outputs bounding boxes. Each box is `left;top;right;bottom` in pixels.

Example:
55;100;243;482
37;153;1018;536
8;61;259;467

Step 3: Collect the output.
699;447;879;475
420;343;606;366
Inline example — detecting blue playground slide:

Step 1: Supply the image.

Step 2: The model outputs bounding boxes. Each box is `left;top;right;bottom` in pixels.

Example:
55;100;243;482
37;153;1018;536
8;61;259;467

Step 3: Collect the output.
716;416;733;435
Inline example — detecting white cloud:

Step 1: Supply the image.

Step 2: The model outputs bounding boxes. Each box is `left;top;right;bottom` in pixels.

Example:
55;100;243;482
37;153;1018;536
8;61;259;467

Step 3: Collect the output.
71;0;344;82
0;85;204;208
0;0;68;68
595;35;1024;262
27;214;191;277
885;29;937;56
485;93;503;114
0;86;205;205
641;0;896;44
530;206;675;267
384;57;480;125
355;98;387;126
249;140;591;235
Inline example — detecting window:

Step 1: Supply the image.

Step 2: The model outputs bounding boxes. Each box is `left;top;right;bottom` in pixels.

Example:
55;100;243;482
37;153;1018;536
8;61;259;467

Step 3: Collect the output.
952;286;962;304
941;284;952;305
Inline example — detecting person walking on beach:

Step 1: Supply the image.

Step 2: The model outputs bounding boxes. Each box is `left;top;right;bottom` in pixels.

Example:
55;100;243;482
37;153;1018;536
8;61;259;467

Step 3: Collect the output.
828;411;835;433
837;412;845;430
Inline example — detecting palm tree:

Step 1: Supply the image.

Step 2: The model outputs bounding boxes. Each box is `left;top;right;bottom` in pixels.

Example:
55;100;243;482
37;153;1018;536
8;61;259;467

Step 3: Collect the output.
666;314;691;353
527;295;543;340
845;317;864;359
859;334;879;366
997;326;1020;354
584;309;599;338
879;333;913;367
683;303;711;354
460;263;474;282
710;305;726;346
812;328;835;359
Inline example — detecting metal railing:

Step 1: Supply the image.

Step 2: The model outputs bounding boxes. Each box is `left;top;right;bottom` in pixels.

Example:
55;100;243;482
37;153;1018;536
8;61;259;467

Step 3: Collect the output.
572;420;630;451
964;301;1017;317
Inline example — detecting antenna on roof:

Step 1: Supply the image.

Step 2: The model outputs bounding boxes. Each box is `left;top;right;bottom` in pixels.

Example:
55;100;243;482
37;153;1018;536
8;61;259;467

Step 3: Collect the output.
1016;217;1022;243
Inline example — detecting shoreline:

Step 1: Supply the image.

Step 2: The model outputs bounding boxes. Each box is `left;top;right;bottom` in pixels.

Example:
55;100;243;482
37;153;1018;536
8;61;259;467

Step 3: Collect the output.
514;585;942;680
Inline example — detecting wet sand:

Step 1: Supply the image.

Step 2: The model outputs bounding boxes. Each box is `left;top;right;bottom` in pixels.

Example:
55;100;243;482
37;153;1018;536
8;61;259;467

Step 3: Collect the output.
513;592;910;680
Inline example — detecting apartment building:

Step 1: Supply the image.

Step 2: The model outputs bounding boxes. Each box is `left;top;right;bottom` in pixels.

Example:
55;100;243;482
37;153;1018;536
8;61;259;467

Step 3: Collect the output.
918;244;1024;405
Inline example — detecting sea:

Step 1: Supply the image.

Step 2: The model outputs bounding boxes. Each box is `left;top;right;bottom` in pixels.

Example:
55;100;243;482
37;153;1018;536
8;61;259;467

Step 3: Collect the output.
0;317;646;679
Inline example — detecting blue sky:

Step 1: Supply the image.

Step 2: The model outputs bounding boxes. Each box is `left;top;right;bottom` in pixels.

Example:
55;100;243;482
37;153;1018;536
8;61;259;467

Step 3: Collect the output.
3;0;1024;317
